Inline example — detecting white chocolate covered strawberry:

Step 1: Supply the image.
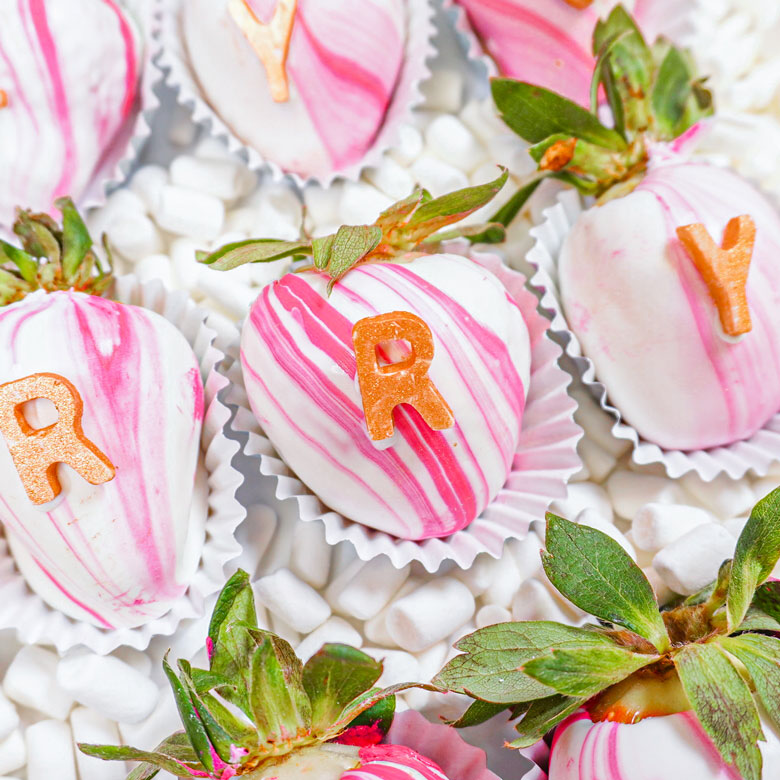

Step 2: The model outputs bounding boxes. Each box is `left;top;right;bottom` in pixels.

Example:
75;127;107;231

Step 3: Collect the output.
0;200;205;629
80;569;463;780
0;0;142;228
437;486;780;780
181;0;406;178
202;172;533;540
489;6;780;452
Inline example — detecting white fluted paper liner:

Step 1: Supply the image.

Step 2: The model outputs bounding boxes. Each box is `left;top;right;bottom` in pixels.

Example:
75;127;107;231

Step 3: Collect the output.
524;189;780;481
439;0;498;82
156;0;436;189
221;252;582;572
385;711;501;780
0;277;245;654
80;0;161;212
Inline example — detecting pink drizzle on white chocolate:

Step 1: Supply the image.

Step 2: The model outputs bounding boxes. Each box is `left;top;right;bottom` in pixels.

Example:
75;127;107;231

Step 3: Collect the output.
0;291;204;629
240;254;530;540
345;744;451;780
0;0;140;227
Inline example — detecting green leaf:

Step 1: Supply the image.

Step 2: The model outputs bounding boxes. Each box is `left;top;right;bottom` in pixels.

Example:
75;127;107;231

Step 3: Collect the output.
675;642;763;780
523;645;658;698
248;631;312;741
491;78;627;151
487;177;544;230
651;45;694;138
434;622;615;704
508;694;588;748
57;196;93;278
325;225;383;290
312;233;335;271
448;699;509;728
751;580;780;627
738;606;780;634
542;515;670;652
303;644;383;735
0;239;36;283
345;695;396;738
721;634;780;734
406;169;508;237
162;655;215;773
78;742;202;778
328;682;431;736
199;238;310;271
727;487;780;631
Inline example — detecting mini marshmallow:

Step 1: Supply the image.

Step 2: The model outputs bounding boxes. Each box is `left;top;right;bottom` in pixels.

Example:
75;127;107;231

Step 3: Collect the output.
255;568;331;634
386;578;475;653
171;155;249;202
169;237;205;293
194;136;236;161
336;559;410;621
290;522;331;589
118;693;181;751
133;254;175;288
421;68;464;113
486;134;535;177
459;98;508;144
3;646;73;719
303;184;343;228
681;473;755;519
577;509;636;561
453;554;499;597
106;212;164;263
195;270;256;319
364;648;420;688
0;731;24;776
56;652;160;725
295;617;363;663
642;566;674;606
511;579;572;623
156;185;225;241
325;558;367;610
112;647;153;678
476;604;512;629
225;206;262;234
425;115;486;173
245;182;303;220
71;708;126;780
339;182;393;225
26;720;76;780
723;516;749;538
578;438;618;483
231;504;279;580
550;482;614;523
606;471;687;520
507;533;544;580
364;579;421;647
364;156;415;200
403;641;448;712
391;125;424;166
753;477;780;503
410;155;469;197
482;553;522;608
269;612;301;646
129;164;169;213
0;694;17;744
632;503;713;552
653;524;736;595
571;388;632;458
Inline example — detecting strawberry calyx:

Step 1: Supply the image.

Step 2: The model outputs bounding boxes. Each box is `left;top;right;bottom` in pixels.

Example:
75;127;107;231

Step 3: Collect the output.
435;486;780;780
197;169;508;292
0;198;113;306
79;571;430;779
484;4;714;229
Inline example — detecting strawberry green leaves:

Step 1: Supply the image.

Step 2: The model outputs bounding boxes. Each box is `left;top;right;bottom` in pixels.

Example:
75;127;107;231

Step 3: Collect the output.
0;198;112;305
727;486;780;631
675;642;764;780
542;515;670;653
199;172;508;288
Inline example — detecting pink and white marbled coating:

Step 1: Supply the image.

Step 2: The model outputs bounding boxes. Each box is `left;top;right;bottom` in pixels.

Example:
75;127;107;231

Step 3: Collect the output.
558;148;780;451
183;0;405;178
549;710;780;779
345;744;451;780
0;290;205;629
240;254;531;540
0;0;141;228
455;0;690;106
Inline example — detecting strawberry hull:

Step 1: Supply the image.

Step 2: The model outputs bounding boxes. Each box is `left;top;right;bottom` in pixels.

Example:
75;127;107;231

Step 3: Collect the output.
0;289;205;629
549;710;780;779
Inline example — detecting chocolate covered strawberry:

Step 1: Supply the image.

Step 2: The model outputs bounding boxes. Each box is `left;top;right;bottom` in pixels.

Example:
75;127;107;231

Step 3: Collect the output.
436;486;780;780
488;5;780;452
80;568;456;780
0;199;204;629
201;172;533;541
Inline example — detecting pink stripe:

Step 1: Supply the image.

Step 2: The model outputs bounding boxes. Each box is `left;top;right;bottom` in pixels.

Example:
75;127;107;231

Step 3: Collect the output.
28;0;77;199
100;0;138;119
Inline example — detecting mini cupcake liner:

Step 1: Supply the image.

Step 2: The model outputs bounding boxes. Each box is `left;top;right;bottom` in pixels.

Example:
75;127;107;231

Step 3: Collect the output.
156;0;436;188
221;251;582;572
80;0;162;212
0;277;245;654
386;710;501;780
439;0;498;82
524;189;780;481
